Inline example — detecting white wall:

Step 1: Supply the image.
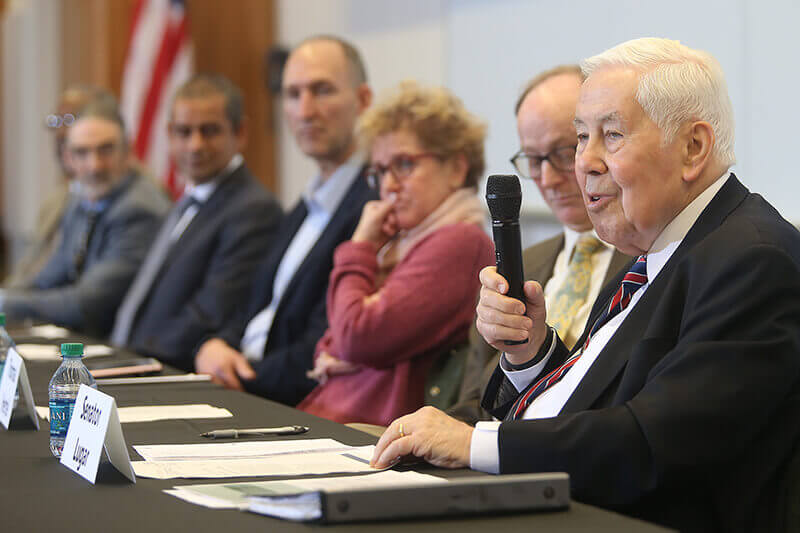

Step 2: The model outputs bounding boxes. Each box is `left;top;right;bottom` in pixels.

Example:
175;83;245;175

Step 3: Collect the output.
2;0;62;260
276;0;800;245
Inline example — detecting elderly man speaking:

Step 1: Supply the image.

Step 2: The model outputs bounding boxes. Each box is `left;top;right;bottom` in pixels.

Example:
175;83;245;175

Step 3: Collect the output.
372;38;800;532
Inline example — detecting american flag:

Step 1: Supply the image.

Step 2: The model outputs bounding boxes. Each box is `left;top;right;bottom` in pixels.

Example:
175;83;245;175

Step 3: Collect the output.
120;0;193;199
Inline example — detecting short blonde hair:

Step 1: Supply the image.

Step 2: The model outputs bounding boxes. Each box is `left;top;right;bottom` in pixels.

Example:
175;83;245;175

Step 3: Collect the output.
357;80;487;188
583;37;735;166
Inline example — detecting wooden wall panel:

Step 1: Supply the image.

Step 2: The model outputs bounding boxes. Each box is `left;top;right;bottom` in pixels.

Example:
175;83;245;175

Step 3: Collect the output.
187;0;276;192
58;0;277;193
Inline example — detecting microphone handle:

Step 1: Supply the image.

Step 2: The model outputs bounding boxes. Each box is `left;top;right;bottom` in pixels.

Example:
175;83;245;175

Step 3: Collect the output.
491;218;528;346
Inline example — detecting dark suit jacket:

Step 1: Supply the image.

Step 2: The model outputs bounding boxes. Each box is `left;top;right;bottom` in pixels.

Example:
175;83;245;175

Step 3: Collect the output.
482;175;800;532
448;234;630;424
124;165;282;370
217;167;377;405
3;170;170;337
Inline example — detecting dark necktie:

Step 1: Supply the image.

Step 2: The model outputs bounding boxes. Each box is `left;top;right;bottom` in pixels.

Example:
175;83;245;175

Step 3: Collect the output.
71;209;101;280
507;255;648;420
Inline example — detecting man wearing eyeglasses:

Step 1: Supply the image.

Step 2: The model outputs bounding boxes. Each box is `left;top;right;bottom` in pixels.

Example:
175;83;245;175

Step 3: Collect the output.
193;36;376;405
109;74;282;371
0;101;170;336
4;85;117;289
449;65;629;424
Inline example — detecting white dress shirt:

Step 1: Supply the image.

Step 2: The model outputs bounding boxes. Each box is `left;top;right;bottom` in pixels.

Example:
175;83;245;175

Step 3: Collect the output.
240;153;364;361
471;172;731;474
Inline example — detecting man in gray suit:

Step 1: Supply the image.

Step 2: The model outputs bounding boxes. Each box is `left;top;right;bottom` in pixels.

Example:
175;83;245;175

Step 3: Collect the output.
0;101;169;337
448;65;629;424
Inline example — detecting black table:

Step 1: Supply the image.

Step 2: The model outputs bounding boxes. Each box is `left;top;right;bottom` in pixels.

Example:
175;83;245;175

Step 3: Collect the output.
1;332;669;532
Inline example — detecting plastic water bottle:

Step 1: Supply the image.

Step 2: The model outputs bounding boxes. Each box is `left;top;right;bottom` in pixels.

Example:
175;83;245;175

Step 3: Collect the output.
0;313;19;408
48;343;97;457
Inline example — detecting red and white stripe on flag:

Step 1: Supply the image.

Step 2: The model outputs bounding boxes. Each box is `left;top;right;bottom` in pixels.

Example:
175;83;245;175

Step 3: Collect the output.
120;0;193;200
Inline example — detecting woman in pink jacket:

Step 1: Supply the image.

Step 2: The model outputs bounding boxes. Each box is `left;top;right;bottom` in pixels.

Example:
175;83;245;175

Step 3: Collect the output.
298;81;494;425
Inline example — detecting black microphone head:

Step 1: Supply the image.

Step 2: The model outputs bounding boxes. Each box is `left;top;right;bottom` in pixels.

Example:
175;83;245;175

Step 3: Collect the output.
486;174;522;220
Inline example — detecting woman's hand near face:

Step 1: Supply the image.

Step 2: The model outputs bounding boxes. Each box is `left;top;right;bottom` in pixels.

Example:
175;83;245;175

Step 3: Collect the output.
351;196;398;249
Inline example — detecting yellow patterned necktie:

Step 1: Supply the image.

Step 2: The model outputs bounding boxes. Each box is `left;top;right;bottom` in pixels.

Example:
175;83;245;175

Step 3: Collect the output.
547;235;604;348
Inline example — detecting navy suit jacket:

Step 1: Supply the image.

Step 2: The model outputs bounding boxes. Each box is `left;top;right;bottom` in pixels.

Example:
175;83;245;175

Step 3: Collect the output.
125;165;282;370
482;175;800;532
218;167;377;405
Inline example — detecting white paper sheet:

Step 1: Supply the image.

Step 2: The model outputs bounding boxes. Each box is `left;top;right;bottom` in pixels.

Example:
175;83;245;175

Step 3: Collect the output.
166;470;446;510
17;344;113;361
36;404;232;423
132;446;378;479
27;325;70;338
134;438;346;461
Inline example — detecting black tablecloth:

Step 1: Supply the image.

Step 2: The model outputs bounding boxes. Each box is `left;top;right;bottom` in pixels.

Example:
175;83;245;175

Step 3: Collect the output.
1;331;668;532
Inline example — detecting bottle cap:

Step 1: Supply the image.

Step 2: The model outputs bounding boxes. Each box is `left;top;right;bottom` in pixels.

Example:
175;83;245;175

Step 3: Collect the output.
0;313;5;326
60;343;84;358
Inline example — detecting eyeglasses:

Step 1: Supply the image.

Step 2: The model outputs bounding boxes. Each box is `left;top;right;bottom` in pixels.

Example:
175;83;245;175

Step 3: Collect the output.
365;152;439;190
45;113;76;129
509;145;576;180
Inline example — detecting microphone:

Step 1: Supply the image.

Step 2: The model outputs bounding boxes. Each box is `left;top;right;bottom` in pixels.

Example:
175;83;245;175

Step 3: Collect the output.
486;174;527;345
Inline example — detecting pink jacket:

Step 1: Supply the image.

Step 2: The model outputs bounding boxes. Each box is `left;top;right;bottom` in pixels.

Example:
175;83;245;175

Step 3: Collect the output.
298;223;493;425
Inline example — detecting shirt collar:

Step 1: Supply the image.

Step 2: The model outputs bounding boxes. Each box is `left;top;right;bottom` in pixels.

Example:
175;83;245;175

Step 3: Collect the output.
184;153;243;203
303;152;365;216
645;171;731;281
79;171;135;213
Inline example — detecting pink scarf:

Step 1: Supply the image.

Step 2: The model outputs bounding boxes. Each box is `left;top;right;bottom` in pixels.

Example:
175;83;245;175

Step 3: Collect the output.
375;188;486;285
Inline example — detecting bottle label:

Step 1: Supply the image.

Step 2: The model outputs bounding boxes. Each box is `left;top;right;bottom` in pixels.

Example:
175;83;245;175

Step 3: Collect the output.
50;398;75;438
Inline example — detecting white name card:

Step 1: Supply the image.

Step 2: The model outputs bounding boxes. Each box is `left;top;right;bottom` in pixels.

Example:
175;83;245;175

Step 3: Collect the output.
0;347;39;430
60;384;136;484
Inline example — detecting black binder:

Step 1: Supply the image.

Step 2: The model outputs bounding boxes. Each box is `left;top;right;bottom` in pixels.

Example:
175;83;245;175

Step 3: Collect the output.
247;472;570;523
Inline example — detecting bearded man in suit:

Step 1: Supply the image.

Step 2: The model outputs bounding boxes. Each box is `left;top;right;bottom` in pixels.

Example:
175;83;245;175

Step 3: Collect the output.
373;38;800;533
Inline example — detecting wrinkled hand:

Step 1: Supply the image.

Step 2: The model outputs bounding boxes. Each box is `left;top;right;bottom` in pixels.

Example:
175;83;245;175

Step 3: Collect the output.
370;406;474;469
195;338;256;391
475;266;548;365
306;351;360;384
351;197;398;249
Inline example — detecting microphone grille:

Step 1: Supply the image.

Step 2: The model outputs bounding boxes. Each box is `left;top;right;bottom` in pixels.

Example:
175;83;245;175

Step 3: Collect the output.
486;174;522;220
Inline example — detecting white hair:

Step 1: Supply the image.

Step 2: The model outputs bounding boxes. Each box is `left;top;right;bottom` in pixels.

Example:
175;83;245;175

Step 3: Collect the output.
582;37;736;166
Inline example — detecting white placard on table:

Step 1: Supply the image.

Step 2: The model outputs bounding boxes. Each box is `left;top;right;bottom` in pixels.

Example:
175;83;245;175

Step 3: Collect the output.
0;347;39;430
59;384;135;484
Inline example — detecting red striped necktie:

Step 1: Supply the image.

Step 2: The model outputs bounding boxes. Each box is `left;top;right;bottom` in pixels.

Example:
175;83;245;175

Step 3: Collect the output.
508;255;648;420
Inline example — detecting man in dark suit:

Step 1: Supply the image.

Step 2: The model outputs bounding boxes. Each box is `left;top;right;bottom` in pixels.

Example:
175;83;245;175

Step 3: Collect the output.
449;66;629;424
372;38;800;532
109;74;282;370
194;36;376;405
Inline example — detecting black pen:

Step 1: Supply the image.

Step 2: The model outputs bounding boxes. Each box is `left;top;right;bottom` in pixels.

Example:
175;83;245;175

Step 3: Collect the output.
200;425;309;439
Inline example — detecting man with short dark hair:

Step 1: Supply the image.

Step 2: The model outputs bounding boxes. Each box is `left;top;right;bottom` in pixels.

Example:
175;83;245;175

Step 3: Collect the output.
373;38;800;532
195;36;377;406
0;103;169;336
109;73;282;371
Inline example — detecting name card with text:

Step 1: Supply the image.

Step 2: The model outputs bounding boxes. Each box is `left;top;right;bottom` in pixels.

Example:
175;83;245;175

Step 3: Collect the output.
0;347;39;430
60;385;136;484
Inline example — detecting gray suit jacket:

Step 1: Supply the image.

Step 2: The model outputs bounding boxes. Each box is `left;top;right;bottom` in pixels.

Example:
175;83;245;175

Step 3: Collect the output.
3;171;170;337
447;233;630;424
